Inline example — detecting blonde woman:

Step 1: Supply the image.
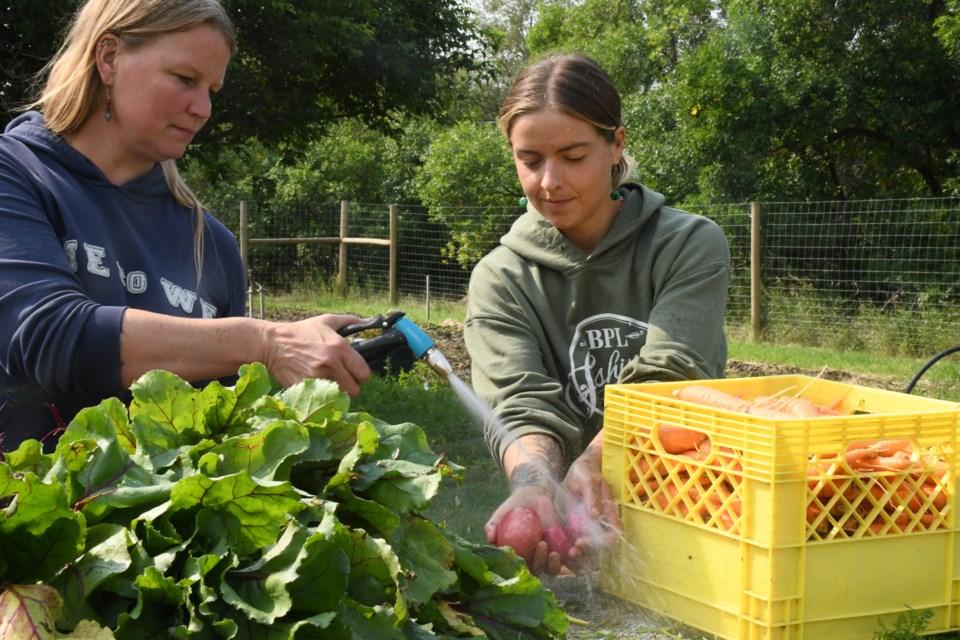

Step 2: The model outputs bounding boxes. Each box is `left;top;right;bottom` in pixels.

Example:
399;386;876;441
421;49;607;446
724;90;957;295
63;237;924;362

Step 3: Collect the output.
465;53;730;575
0;0;369;453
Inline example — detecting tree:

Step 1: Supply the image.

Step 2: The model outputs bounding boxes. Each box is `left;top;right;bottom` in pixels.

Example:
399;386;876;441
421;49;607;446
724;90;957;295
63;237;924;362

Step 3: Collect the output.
630;0;960;201
0;0;77;116
203;0;486;156
1;0;488;164
415;120;518;267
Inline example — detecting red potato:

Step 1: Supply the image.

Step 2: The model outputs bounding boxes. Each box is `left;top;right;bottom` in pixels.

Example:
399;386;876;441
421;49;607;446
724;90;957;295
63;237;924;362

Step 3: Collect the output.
495;506;544;565
542;525;574;562
564;502;592;543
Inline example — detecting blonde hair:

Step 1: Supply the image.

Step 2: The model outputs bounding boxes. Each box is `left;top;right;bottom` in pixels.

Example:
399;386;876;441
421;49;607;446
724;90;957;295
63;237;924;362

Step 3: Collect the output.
498;53;636;187
29;0;237;277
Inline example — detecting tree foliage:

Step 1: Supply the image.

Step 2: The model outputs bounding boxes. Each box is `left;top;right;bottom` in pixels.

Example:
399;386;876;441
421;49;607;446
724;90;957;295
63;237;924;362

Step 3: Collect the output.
203;0;485;155
628;0;960;201
415;120;518;267
1;0;488;162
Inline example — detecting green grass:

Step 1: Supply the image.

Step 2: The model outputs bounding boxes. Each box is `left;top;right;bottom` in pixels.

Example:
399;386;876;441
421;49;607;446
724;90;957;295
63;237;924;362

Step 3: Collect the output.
349;363;508;546
260;286;467;327
727;333;960;401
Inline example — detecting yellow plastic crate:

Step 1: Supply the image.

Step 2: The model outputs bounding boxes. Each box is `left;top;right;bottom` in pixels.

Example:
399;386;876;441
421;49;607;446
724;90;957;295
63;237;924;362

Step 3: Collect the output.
600;375;960;640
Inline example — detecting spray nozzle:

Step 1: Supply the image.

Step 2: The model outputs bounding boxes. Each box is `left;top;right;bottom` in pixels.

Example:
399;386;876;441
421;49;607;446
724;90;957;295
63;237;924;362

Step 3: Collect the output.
393;317;454;378
338;311;453;378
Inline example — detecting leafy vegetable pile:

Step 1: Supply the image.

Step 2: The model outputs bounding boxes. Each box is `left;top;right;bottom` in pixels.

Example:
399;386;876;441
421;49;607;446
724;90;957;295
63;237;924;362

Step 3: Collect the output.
0;364;568;639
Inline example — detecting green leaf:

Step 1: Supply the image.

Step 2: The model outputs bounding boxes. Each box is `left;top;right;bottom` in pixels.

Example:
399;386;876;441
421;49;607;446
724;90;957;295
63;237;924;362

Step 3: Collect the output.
168;472;304;556
130;370;208;440
286;512;351;615
390;516;457;608
232;363;280;420
2;439;53;478
210;420;310;481
325;490;400;537
351;459;443;515
59;619;115;639
59;397;135;456
48;523;132;630
220;519;310;624
277;378;351;423
343;527;405;619
0;466;84;585
449;542;569;639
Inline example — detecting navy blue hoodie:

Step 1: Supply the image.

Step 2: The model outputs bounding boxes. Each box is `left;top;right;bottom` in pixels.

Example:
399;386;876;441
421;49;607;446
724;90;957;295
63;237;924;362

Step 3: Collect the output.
0;112;246;452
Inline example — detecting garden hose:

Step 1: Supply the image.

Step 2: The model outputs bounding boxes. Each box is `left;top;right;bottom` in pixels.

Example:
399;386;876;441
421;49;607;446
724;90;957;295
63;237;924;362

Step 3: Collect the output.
903;345;960;394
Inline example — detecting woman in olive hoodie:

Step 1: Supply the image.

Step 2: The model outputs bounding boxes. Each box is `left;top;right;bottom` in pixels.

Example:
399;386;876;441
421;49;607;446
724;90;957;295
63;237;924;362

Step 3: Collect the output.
464;53;730;575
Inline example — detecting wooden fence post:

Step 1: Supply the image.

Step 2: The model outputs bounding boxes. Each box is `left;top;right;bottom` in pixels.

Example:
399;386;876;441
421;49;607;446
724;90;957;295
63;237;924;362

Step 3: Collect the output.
750;200;763;341
338;200;349;295
389;205;398;306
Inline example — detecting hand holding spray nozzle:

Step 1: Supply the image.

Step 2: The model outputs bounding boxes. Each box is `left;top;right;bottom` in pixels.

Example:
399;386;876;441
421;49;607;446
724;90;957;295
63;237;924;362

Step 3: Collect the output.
337;311;453;378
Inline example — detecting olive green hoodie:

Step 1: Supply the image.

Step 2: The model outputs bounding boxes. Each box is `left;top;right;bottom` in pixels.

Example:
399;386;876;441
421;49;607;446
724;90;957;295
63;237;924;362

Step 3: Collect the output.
464;183;729;469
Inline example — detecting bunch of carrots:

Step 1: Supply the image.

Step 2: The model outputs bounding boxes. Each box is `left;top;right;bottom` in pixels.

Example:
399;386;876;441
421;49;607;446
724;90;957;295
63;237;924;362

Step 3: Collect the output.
627;384;950;538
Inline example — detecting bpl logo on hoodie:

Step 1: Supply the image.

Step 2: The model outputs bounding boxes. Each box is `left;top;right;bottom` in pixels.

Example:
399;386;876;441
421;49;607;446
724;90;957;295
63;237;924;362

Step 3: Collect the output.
565;313;648;418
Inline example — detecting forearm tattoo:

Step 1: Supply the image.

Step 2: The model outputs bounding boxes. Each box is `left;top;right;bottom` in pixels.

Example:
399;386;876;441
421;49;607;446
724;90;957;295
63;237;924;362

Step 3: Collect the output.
509;435;564;492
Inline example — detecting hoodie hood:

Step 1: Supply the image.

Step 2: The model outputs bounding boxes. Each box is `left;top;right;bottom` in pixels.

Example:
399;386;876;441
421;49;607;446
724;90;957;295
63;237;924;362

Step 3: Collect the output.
500;183;665;272
4;111;169;197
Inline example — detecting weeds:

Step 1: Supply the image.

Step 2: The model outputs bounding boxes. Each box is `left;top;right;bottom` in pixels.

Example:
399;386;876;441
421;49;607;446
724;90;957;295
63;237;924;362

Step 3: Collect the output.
874;608;935;640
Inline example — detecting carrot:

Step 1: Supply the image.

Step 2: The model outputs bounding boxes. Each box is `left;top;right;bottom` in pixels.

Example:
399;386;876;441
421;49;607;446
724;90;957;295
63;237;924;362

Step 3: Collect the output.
806;502;824;524
807;461;859;499
843;447;881;468
676;385;796;418
713;445;744;474
702;490;740;532
920;482;948;510
867;484;925;512
848;439;912;457
854;454;914;472
655;423;708;455
628;456;669;492
649;481;688;516
673;441;713;464
675;386;754;413
910;456;948;480
755;395;834;417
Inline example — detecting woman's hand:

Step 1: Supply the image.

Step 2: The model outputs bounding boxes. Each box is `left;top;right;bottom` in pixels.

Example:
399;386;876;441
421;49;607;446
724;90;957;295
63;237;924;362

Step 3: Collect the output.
486;433;569;576
485;485;565;576
261;314;371;395
559;431;623;569
119;310;370;395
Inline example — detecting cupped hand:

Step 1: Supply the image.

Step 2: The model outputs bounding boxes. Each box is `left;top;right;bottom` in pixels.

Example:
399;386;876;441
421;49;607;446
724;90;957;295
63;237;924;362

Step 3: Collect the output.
560;450;623;569
262;313;371;395
484;486;565;577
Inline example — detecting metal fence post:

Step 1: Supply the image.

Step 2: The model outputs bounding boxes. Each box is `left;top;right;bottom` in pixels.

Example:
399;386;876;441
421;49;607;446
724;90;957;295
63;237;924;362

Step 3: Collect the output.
750;200;763;340
338;200;349;295
389;204;398;306
239;200;249;274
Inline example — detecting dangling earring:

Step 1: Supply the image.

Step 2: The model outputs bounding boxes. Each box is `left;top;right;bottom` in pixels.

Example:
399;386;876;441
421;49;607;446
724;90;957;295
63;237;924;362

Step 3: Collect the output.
518;196;528;206
104;86;112;122
610;189;623;201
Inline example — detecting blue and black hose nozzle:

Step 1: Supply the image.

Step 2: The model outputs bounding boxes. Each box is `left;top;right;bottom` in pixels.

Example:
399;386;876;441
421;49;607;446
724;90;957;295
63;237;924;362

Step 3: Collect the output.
337;311;453;378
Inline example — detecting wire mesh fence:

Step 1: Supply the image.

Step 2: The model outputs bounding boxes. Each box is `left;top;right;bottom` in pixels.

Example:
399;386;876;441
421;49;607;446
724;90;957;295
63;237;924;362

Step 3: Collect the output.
221;197;960;357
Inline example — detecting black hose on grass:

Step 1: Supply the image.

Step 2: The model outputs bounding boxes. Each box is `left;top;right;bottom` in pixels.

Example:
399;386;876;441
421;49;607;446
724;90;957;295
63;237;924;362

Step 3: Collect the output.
904;345;960;394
